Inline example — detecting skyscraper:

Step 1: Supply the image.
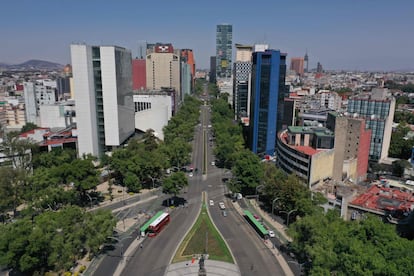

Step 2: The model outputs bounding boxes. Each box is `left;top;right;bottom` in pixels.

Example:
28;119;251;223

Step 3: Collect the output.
347;88;395;161
304;51;309;73
249;49;288;156
216;24;232;78
146;43;181;100
71;44;135;157
209;56;216;83
290;57;304;76
233;43;253;120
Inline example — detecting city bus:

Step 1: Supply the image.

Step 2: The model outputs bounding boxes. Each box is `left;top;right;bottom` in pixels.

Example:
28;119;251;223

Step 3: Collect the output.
243;210;269;239
148;212;170;237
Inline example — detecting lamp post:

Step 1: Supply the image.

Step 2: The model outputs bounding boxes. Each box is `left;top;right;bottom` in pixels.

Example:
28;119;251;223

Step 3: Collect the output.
280;208;297;227
255;184;264;204
272;197;281;218
107;236;123;258
86;193;93;209
148;175;159;189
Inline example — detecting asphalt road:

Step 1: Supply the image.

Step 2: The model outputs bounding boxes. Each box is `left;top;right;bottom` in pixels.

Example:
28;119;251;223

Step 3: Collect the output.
94;84;286;276
206;158;285;275
120;98;208;276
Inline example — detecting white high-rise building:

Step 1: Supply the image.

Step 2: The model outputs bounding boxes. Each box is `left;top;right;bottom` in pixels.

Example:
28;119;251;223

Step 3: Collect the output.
71;44;135;157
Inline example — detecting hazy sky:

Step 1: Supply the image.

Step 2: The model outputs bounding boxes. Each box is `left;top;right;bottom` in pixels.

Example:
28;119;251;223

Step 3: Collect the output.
1;0;413;71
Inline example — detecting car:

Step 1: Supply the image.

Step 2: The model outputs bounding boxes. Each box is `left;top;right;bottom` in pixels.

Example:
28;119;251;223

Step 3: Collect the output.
209;199;214;206
253;214;260;220
222;211;227;217
219;202;225;210
268;230;275;238
211;161;215;166
189;172;193;177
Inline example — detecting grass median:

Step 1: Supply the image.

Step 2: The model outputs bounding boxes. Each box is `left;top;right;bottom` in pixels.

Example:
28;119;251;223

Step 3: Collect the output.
172;193;233;263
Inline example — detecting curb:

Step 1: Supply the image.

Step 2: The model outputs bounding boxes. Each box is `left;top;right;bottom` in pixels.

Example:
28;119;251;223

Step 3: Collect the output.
204;192;238;267
164;191;203;275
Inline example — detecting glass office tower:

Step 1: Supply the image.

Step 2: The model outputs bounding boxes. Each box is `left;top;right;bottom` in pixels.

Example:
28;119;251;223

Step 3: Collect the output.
249;49;287;156
216;24;233;78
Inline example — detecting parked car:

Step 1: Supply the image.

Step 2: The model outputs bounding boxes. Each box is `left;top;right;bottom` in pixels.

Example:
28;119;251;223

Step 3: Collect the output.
209;199;214;206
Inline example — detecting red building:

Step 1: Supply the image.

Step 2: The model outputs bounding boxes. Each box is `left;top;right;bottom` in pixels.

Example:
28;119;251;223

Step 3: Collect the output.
132;59;146;90
290;57;304;76
181;49;196;77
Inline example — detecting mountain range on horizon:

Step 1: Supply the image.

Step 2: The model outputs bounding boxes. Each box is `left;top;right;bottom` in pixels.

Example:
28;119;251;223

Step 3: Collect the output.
0;59;64;71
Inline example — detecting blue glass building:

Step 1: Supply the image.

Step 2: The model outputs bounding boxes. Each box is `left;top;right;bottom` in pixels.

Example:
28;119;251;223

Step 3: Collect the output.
249;49;287;156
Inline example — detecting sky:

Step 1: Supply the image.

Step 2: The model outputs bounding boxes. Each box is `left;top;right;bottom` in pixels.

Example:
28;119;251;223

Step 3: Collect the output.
1;0;413;71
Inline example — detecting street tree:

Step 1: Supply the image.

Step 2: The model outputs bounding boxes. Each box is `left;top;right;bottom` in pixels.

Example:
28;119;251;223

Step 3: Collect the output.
0;206;115;274
0;167;27;218
162;171;188;204
20;122;39;134
0;131;37;173
231;149;264;195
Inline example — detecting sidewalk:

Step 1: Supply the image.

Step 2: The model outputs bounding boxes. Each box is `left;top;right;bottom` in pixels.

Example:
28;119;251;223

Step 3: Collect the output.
247;199;292;243
232;201;294;276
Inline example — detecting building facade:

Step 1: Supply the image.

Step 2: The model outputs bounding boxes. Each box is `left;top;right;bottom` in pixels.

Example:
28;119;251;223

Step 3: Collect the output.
249;49;287;156
290;57;304;76
146;43;181;102
328;113;371;183
216;24;233;78
346;88;395;161
133;90;174;141
233;44;253;120
276;126;335;188
209;56;216;83
71;44;135;157
132;59;146;90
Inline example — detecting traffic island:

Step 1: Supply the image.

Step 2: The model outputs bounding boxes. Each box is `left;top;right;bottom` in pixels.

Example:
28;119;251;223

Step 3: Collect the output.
172;192;233;264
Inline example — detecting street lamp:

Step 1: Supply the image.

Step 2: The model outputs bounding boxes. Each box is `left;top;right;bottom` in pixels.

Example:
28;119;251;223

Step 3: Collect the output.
280;208;297;227
148;175;159;189
255;184;264;203
107;236;123;258
272;197;281;217
255;184;264;196
86;193;93;209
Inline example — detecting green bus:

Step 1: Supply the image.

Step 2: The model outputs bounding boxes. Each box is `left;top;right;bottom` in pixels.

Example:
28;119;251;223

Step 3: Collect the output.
140;211;165;237
243;210;269;239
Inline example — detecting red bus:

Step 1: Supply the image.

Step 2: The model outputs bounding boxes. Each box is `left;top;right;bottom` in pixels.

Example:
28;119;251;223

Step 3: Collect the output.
148;212;170;237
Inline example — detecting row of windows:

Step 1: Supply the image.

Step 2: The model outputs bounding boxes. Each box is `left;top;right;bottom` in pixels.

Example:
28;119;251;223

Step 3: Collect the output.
135;102;152;112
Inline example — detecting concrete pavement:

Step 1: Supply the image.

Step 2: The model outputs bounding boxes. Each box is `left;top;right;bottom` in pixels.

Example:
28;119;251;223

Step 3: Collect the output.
165;260;240;276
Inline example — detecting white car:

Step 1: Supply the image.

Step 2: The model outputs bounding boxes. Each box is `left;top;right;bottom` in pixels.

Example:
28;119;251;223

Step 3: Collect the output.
209;200;214;206
189;172;193;177
268;230;275;238
211;161;215;166
219;202;225;210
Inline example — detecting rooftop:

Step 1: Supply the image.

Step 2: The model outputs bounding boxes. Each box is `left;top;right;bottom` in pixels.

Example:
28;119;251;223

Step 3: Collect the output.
350;184;414;215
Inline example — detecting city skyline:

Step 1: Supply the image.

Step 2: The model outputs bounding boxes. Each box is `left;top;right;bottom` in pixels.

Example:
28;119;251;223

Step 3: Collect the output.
1;0;413;71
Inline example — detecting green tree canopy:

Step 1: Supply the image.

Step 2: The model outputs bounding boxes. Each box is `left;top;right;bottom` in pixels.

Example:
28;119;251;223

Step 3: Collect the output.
162;171;188;197
0;206;115;274
288;212;414;275
20;122;39;134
